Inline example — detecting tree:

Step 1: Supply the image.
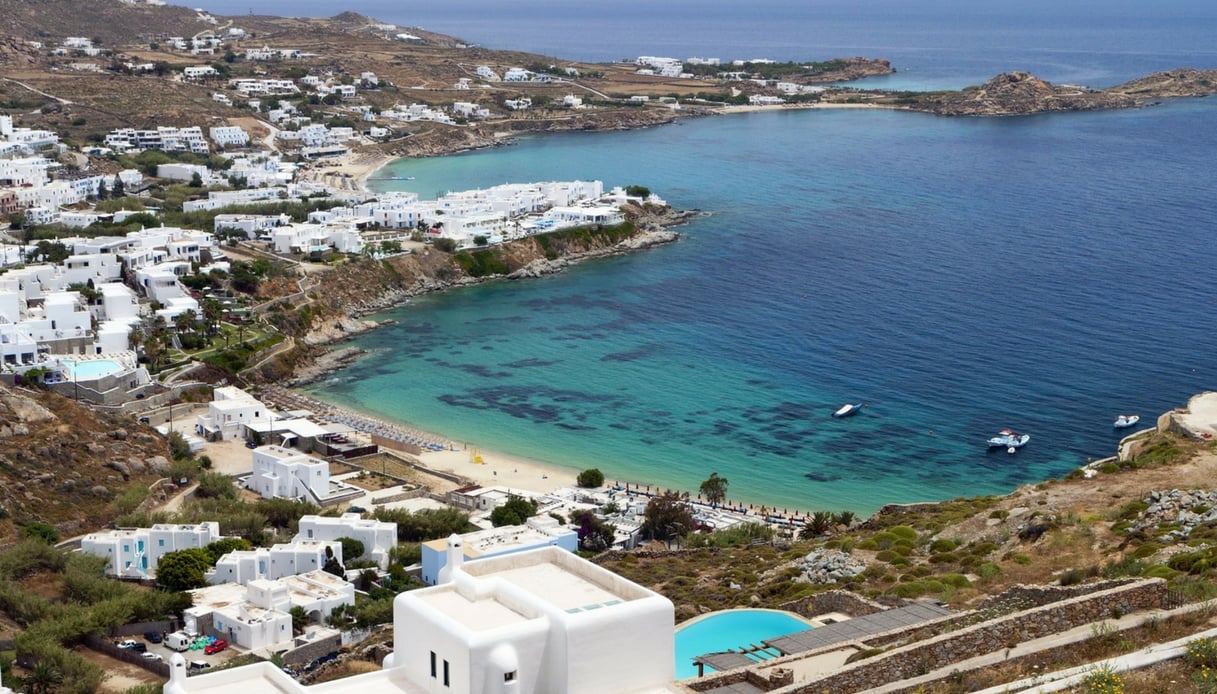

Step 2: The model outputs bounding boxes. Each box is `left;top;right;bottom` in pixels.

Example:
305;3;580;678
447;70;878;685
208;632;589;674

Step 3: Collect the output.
203;537;251;564
625;184;651;198
24;660;64;694
337;537;365;562
95;179;109;200
156;548;211;591
175;309;199;334
699;472;729;508
473;235;488;246
489;494;538;527
290;605;308;634
800;510;835;539
569;510;615;552
576;468;605;488
189;171;204;188
195;471;236;500
641;491;696;543
112;175;125;198
322;545;344;576
432;237;456;253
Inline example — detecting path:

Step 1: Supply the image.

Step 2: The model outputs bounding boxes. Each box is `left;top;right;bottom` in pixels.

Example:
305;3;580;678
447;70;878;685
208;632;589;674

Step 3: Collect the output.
0;77;73;105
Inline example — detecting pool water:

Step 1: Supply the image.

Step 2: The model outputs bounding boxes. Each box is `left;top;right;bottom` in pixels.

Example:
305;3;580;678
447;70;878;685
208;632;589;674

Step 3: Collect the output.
68;359;124;380
673;609;812;680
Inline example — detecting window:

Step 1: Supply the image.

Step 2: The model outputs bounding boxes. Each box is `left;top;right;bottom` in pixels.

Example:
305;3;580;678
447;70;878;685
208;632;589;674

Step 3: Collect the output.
505;671;517;682
158;539;165;547
430;652;436;678
443;660;449;687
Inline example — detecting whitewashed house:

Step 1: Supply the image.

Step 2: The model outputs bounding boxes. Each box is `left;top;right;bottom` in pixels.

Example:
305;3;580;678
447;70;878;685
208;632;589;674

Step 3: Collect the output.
80;522;224;578
185;571;354;650
206;541;342;585
209;125;250;147
294;514;396;568
246;446;332;503
164;545;676;694
196;386;271;441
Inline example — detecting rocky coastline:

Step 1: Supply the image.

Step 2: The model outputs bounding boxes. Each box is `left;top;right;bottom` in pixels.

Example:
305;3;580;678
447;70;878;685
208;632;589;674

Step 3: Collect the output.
290;207;700;354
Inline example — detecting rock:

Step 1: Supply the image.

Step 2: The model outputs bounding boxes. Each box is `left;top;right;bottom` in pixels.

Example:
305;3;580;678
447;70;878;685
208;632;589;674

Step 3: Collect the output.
146;455;170;474
110;429;129;441
795;548;867;584
86;442;107;456
90;485;112;498
0;388;58;424
105;460;132;478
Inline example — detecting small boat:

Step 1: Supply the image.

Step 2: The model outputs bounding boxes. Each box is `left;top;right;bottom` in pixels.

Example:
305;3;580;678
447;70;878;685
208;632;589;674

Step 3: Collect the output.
1113;414;1140;429
987;429;1030;451
833;403;864;418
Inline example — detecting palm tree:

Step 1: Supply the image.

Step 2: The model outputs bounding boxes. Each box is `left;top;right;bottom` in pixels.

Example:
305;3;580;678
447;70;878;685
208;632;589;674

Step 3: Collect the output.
25;660;63;694
175;309;199;334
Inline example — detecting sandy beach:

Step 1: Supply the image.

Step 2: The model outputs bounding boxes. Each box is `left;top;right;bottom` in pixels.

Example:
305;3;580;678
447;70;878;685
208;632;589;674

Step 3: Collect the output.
416;446;578;494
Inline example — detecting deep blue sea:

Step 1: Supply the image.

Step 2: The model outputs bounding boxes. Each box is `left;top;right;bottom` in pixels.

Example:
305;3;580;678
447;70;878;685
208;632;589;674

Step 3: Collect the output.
193;0;1217;513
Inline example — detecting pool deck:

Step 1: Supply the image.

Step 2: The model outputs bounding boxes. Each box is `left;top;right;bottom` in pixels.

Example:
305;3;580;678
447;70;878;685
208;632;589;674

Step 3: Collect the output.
692;601;953;688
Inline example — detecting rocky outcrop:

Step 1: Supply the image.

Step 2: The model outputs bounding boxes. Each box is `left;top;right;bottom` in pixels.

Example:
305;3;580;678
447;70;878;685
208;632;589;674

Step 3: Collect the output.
917;71;1137;116
793;548;868;584
1130;488;1217;542
1112;68;1217;98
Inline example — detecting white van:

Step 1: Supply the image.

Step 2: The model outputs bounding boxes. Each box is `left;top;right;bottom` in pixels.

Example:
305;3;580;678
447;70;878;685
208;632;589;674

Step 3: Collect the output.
165;631;193;652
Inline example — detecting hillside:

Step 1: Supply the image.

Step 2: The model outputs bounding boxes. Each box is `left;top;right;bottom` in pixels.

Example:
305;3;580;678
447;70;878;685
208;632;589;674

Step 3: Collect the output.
0;384;172;544
0;0;202;45
908;71;1138;116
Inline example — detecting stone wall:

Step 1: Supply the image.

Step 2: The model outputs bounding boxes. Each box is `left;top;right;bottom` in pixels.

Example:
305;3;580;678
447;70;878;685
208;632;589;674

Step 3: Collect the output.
281;632;341;668
778;590;886;619
775;578;1167;693
975;578;1139;613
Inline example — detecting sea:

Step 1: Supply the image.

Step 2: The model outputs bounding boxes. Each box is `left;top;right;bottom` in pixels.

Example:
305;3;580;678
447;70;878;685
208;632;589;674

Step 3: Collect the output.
194;0;1217;515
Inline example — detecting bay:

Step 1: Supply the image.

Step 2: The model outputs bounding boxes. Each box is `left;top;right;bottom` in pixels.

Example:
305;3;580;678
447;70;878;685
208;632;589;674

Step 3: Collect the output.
306;101;1217;515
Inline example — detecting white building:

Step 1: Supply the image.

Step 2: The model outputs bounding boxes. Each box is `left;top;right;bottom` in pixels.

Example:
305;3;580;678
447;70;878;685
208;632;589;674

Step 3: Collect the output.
246;446;331;503
185;571;354;650
475;66;499;81
209;126;249;147
419;516;577;585
295;513;396;568
183;66;219;80
196;386;271;441
80;522;224;578
165;545;677;694
206;541;342;585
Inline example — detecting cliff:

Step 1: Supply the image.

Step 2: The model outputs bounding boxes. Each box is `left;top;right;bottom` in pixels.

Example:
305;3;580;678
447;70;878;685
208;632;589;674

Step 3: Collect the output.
1111;67;1217;98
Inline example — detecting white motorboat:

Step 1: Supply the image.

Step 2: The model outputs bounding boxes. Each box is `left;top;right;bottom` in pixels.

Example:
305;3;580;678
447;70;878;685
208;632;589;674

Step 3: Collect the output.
988;429;1030;452
1113;414;1140;429
833;403;864;418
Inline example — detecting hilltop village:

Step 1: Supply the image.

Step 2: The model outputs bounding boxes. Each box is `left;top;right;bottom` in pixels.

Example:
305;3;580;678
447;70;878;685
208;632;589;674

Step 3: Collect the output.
4;3;1217;694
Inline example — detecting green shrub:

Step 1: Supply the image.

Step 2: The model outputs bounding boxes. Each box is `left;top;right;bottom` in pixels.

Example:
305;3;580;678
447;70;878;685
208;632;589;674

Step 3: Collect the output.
977;562;1002;580
940;573;972;589
1187;638;1217;669
929;539;957;554
888;526;918;542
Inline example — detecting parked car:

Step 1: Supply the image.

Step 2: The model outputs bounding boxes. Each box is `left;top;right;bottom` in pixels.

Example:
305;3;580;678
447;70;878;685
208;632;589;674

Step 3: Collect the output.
144;631;163;644
165;631;193;652
141;652;163;662
189;660;211;672
129;642;147;653
244;440;258;449
116;639;139;649
204;639;228;655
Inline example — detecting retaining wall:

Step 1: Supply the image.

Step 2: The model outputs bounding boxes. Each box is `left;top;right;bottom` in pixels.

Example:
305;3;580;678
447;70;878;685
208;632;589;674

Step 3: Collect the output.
775;578;1167;693
778;590;887;619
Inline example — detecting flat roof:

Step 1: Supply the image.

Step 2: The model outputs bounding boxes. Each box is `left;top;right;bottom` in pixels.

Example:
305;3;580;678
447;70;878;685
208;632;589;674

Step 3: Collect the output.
420;588;531;632
490;562;624;613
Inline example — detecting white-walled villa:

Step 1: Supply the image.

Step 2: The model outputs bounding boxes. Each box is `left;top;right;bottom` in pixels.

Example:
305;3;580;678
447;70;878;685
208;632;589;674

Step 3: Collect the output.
167;545;679;694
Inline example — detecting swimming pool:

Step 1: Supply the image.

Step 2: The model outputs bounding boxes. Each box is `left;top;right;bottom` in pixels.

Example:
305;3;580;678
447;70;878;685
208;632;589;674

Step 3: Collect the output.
67;359;124;380
673;609;812;680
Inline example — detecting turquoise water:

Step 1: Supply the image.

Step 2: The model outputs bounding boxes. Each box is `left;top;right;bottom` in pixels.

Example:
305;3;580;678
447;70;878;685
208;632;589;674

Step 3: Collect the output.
673;609;812;679
68;359;123;380
305;98;1217;515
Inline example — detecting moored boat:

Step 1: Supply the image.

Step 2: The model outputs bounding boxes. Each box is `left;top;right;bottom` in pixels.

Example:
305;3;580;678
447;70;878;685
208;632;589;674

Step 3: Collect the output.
833;403;864;418
1113;414;1140;429
987;429;1030;451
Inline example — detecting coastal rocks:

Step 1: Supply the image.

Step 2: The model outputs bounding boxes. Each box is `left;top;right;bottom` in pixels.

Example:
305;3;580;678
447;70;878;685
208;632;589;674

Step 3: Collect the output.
793;549;868;584
1130;489;1217;542
507;257;571;279
918;71;1138;116
288;347;368;387
302;317;382;347
1113;68;1217;98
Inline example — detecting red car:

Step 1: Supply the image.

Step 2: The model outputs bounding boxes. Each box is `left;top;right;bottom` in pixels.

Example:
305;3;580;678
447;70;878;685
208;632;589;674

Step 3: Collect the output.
204;639;228;655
